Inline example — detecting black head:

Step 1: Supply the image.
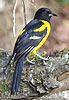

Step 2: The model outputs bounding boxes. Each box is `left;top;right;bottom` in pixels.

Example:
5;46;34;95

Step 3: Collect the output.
34;8;57;22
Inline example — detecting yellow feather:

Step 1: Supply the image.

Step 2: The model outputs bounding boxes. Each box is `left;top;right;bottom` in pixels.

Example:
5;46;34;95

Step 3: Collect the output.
20;29;25;36
32;20;51;54
34;25;45;32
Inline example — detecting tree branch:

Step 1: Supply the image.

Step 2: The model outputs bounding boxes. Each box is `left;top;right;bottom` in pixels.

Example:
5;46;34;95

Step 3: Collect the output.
13;0;17;37
22;0;27;25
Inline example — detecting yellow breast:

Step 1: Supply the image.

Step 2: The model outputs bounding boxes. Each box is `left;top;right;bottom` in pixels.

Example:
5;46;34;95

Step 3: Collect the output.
32;20;51;54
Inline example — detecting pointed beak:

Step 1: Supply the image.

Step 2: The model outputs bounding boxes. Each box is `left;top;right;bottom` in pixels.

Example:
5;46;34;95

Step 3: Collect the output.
49;13;57;17
52;13;57;16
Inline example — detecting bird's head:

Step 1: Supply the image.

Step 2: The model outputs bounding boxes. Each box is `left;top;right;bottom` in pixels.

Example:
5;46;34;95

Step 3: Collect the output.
34;8;57;22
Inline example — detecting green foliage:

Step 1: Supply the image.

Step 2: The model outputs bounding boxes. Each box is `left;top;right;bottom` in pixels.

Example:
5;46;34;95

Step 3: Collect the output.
56;0;63;3
64;0;69;4
56;0;69;4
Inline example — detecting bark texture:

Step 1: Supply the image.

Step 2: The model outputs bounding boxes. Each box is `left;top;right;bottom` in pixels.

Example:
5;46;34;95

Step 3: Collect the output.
0;48;69;100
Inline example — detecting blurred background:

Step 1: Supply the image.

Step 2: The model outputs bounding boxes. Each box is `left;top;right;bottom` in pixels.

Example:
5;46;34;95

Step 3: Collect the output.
0;0;69;53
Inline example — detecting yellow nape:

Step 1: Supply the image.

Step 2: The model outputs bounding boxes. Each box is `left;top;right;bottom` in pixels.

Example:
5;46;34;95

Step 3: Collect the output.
32;20;51;54
33;20;50;32
19;29;25;36
34;24;46;32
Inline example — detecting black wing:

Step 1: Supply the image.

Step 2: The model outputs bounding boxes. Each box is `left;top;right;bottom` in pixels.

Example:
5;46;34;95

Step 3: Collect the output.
13;19;47;61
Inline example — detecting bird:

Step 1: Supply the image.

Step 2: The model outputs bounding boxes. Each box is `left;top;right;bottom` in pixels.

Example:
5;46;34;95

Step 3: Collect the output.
8;8;57;94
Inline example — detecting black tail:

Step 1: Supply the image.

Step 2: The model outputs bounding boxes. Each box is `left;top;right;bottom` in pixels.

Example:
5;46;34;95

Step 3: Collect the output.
11;56;25;94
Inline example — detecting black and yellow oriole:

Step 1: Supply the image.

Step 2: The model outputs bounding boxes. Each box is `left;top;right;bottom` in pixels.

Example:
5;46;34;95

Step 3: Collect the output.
9;8;57;94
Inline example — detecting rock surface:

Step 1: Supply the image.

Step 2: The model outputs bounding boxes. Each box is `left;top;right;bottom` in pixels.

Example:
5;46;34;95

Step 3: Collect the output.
0;49;69;100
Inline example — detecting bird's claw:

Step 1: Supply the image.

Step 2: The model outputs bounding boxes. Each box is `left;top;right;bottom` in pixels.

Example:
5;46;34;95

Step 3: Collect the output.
42;56;49;65
35;53;49;65
35;53;49;61
27;57;36;65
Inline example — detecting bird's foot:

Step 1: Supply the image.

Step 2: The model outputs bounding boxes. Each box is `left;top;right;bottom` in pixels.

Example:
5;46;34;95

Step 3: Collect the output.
35;53;49;60
27;57;36;65
35;53;49;65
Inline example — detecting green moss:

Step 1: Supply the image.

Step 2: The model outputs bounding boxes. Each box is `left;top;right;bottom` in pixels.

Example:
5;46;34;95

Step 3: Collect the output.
50;49;69;57
34;77;41;84
0;80;11;97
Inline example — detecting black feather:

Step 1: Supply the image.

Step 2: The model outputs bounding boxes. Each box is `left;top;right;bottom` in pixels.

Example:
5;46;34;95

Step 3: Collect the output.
11;56;25;94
